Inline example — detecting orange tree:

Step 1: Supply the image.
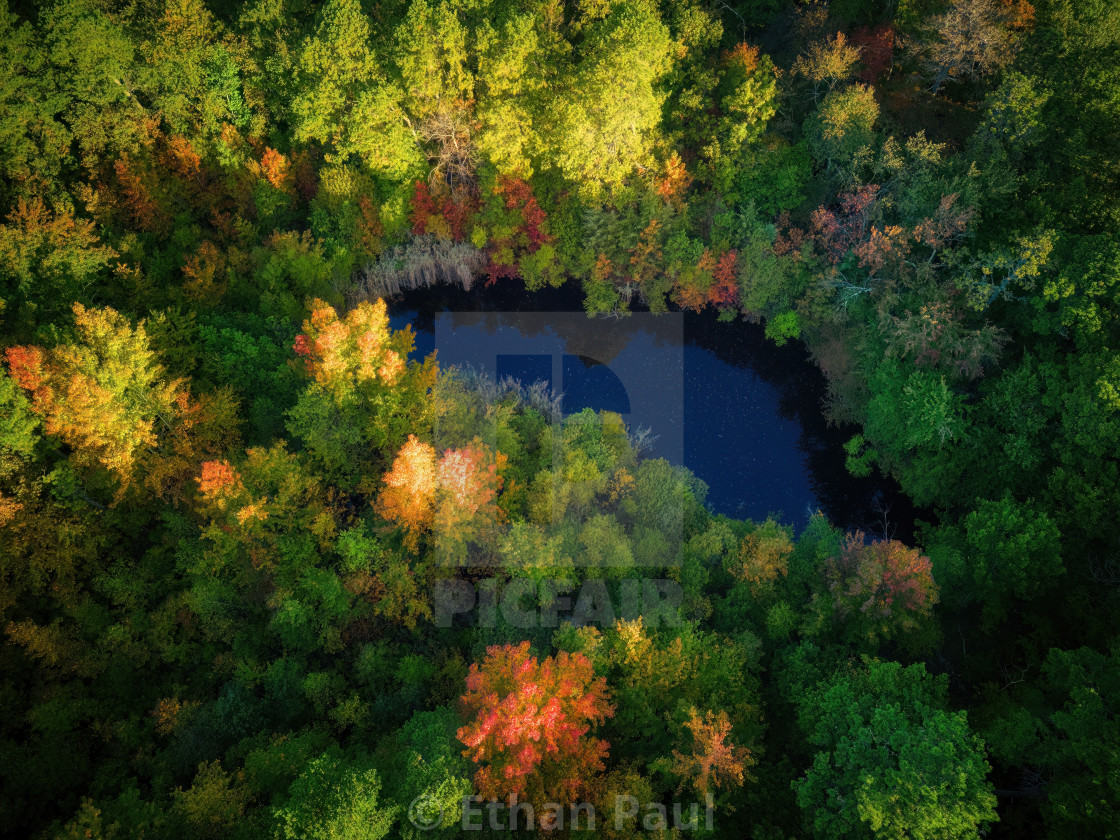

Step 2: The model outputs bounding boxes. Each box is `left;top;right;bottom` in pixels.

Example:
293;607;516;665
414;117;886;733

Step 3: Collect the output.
457;641;614;811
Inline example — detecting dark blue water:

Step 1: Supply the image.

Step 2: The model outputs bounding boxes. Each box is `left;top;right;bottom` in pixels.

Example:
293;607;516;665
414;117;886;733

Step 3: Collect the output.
387;280;918;539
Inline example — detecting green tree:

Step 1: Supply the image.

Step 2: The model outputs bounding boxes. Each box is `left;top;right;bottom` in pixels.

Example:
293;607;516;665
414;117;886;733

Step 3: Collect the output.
547;0;673;191
293;0;421;179
794;659;998;840
387;709;472;839
927;494;1062;618
805;84;879;181
474;14;546;176
41;0;147;174
862;361;967;505
274;749;398;840
0;1;70;201
984;644;1120;840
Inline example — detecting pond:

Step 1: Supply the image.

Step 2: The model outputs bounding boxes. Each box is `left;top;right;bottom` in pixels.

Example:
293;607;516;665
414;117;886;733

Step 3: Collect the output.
388;279;921;541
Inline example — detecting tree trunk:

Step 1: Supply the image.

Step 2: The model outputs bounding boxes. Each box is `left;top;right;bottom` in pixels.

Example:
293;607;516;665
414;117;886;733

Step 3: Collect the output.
930;66;950;95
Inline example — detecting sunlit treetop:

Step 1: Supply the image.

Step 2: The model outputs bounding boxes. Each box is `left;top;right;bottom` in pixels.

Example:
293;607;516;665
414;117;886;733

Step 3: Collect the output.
457;641;614;809
5;303;182;490
294;298;411;396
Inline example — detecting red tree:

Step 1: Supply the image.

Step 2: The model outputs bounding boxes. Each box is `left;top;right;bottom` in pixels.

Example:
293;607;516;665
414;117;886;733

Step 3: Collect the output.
851;25;895;83
409;180;442;236
496;177;551;251
825;532;938;639
458;642;614;809
809;185;882;265
709;250;740;308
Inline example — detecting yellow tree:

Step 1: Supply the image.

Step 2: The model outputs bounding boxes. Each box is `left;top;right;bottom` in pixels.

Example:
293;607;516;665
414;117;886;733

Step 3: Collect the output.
728;518;794;587
5;303;182;489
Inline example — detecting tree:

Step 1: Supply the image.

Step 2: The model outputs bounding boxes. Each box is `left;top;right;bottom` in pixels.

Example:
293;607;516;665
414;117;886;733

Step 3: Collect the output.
547;0;673;191
473;12;556;177
0;197;116;335
474;175;558;287
959;229;1056;312
274;749;398;840
805;84;879;180
39;0;150;174
701;43;779;193
172;760;249;839
292;0;421;178
850;25;895;82
389;709;472;839
984;644;1120;840
137;0;229;139
0;2;71;202
457;641;614;807
882;299;1007;381
376;434;505;558
927;494;1061;616
793;32;862;101
670;707;753;797
914;0;1017;94
376;434;438;549
0;364;39;471
823;533;939;643
719;44;779;148
393;0;476;192
729;517;794;587
794;659;998;840
5;304;182;489
586;619;762;776
142;387;242;504
863;361;968;505
286;298;436;488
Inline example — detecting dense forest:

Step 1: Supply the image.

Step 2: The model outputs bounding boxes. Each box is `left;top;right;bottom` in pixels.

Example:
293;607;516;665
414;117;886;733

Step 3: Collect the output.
1;0;1118;836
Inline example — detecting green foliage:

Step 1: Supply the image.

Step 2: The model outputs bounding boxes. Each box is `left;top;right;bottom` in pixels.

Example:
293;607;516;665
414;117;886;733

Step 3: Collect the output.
927;494;1061;619
0;366;40;464
546;0;673;192
293;0;421;178
862;361;966;504
386;708;472;839
805;84;879;181
735;139;812;215
274;749;398;840
0;198;117;335
794;659;998;840
3;0;1120;838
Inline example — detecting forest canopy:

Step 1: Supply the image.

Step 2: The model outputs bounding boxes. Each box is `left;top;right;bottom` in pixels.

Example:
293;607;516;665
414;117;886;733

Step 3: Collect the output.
1;0;1119;837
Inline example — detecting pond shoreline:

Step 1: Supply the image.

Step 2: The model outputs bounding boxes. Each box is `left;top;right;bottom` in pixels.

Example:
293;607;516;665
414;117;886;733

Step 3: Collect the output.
386;276;928;543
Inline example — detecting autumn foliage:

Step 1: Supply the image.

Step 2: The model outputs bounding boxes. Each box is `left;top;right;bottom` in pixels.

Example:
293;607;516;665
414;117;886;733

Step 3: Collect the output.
670;708;753;797
826;532;939;638
656;152;692;206
484;176;554;283
375;434;438;548
730;518;795;586
377;435;506;550
410;180;476;241
850;25;896;83
293;298;408;395
5;304;182;489
458;642;614;808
